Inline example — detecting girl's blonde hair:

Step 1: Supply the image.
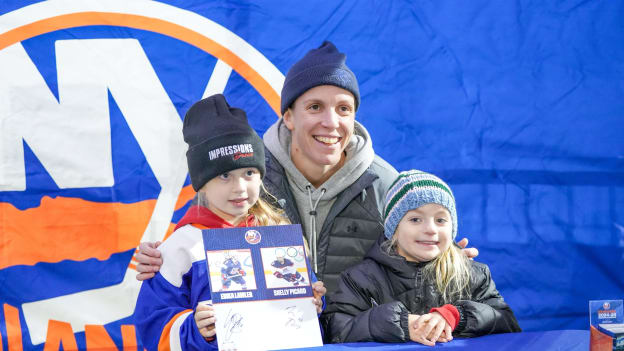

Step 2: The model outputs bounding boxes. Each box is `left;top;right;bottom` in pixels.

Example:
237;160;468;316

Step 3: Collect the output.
249;183;290;226
244;185;317;254
386;236;472;303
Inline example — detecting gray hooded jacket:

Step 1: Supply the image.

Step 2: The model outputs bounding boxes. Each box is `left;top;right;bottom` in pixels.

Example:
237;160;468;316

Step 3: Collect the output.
263;119;398;293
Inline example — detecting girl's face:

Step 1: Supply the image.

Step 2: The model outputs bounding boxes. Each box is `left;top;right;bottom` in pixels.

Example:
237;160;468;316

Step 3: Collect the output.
393;203;452;263
199;167;261;225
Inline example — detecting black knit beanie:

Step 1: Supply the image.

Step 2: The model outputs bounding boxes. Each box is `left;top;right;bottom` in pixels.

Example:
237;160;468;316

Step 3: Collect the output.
280;41;360;115
183;94;265;191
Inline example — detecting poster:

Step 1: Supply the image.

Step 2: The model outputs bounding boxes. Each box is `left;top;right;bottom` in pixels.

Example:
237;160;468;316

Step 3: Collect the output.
203;224;323;351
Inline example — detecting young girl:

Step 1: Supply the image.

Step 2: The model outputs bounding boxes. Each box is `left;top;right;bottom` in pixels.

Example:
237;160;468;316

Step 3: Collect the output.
134;94;325;350
322;170;520;346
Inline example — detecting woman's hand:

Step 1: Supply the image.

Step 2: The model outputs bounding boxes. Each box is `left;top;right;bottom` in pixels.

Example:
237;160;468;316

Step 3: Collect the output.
457;238;479;259
135;241;163;280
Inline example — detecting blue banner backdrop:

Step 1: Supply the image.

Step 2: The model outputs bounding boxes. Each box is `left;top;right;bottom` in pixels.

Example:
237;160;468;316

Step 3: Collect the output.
0;0;622;349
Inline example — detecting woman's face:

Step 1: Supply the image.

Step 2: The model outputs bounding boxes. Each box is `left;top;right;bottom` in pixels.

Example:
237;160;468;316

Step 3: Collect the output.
393;203;453;262
199;167;261;225
283;85;355;180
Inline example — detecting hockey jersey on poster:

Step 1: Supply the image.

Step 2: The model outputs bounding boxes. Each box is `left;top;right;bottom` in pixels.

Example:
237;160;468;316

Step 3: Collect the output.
202;224;322;351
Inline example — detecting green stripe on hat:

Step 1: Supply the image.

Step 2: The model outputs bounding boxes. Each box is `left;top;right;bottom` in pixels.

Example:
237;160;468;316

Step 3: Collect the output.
384;179;454;219
386;170;426;191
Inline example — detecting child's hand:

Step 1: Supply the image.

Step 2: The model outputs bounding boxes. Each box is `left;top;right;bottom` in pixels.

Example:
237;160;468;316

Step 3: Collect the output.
407;314;420;333
194;302;216;340
436;326;453;343
408;314;423;344
409;312;451;346
311;281;326;314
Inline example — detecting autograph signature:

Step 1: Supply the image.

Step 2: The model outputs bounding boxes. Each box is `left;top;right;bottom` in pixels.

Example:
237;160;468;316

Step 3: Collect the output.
223;308;244;343
284;306;304;329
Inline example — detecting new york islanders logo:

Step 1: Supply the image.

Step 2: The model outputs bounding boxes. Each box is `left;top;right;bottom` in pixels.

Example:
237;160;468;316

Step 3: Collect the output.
245;229;262;244
0;0;283;348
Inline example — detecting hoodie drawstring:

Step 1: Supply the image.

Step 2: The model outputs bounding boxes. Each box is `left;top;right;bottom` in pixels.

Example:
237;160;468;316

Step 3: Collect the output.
306;185;326;273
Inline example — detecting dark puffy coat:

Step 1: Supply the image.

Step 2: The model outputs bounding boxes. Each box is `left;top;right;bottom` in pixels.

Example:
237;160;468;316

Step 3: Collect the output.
321;236;521;343
263;148;397;293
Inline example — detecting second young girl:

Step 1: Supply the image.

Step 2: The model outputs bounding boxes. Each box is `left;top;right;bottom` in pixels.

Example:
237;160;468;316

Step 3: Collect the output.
134;94;325;350
322;170;520;346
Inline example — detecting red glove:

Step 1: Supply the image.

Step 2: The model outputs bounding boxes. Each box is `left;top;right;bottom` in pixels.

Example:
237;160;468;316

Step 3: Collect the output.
238;269;246;276
274;271;283;278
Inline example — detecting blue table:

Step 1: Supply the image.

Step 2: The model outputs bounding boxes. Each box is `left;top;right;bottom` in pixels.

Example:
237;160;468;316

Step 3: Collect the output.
291;330;589;351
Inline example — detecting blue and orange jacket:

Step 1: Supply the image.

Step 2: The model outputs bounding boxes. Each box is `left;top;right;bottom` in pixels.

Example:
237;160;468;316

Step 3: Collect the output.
134;205;256;350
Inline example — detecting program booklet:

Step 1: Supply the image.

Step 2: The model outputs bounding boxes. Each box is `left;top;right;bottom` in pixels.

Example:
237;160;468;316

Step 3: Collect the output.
202;224;323;351
590;299;624;351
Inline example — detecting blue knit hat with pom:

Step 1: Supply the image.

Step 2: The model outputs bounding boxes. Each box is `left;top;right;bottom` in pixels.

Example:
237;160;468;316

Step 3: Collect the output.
280;41;360;115
383;170;457;240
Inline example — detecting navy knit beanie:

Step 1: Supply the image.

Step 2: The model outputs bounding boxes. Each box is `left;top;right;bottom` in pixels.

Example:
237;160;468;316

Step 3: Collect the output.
280;41;360;115
183;94;265;191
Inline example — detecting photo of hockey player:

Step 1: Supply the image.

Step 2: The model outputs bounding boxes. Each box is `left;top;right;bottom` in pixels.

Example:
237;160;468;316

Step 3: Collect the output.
221;253;247;290
272;253;306;286
206;249;256;292
261;246;310;289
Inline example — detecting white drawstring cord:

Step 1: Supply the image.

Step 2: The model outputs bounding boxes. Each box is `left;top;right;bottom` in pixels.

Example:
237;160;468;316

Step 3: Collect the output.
306;185;326;273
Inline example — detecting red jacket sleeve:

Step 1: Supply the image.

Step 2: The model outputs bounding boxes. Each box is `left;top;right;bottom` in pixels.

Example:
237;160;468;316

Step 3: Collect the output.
430;304;460;330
